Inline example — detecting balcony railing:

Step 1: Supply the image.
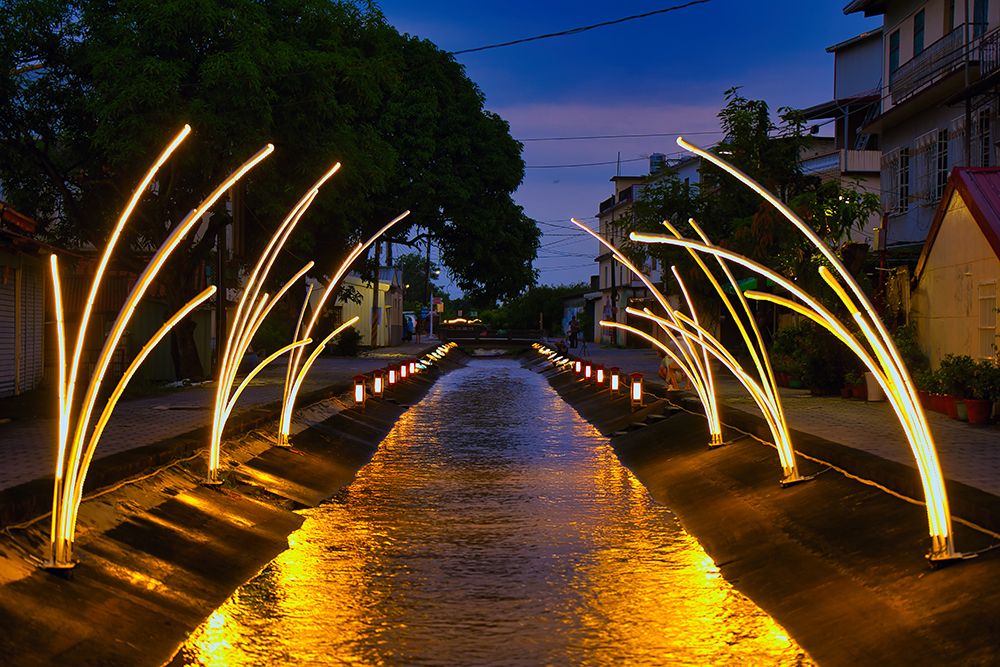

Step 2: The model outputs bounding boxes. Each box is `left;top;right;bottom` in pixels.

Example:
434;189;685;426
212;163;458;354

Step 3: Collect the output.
980;28;1000;77
889;26;966;101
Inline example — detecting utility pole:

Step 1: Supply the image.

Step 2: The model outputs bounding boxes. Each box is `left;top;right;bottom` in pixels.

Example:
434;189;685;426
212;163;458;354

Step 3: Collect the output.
425;232;433;339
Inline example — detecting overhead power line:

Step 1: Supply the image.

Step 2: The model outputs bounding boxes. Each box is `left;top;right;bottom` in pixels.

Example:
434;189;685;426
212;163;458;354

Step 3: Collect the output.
520;130;723;142
451;0;713;55
527;157;647;169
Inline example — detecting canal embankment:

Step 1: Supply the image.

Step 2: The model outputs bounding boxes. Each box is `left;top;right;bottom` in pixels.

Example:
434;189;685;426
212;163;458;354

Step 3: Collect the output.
522;348;1000;667
0;348;469;667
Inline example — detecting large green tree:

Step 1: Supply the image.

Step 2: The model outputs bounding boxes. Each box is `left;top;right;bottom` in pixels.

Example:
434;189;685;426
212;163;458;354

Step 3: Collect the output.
0;0;539;376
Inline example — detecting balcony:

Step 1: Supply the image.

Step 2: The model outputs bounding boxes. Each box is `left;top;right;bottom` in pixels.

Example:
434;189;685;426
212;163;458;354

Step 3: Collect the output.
889;26;966;102
799;150;880;176
980;28;1000;77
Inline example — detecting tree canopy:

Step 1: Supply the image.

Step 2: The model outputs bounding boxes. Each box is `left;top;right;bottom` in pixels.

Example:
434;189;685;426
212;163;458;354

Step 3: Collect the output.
624;88;880;296
0;0;539;373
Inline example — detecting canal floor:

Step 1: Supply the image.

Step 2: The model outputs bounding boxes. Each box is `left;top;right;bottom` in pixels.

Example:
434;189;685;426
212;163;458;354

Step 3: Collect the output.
171;359;812;666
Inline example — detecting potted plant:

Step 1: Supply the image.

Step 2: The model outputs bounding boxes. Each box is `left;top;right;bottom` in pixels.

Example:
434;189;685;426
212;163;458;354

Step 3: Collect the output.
937;354;977;420
844;370;866;399
967;359;1000;424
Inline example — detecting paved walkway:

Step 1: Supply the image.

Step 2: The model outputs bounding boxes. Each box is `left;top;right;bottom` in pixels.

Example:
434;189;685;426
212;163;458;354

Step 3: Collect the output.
0;342;436;492
564;346;1000;497
4;341;1000;507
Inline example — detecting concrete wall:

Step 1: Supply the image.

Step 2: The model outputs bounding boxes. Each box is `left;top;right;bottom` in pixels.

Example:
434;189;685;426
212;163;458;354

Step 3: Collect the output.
912;192;1000;366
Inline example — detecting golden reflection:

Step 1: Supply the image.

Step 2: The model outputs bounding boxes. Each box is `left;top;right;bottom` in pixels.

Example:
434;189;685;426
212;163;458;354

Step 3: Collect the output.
178;360;811;666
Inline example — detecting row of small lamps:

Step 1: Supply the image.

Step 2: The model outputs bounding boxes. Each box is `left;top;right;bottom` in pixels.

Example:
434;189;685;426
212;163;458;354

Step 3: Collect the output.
352;342;458;407
532;343;646;410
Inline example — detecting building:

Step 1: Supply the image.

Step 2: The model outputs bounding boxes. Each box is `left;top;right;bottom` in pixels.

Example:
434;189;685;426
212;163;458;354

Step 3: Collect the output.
845;0;999;250
801;27;885;247
912;167;1000;365
0;203;47;397
308;267;403;348
592;157;665;346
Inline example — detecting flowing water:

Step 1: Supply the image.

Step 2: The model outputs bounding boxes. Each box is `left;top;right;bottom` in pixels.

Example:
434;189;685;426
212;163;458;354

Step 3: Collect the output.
173;358;812;666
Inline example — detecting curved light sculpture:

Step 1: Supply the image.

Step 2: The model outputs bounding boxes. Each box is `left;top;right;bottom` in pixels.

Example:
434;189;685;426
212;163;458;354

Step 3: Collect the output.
571;219;723;447
627;137;961;563
48;128;273;567
612;307;806;485
277;212;409;446
209;163;344;482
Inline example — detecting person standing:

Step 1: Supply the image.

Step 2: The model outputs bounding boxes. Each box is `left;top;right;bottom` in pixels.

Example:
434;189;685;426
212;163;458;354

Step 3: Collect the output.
568;316;580;349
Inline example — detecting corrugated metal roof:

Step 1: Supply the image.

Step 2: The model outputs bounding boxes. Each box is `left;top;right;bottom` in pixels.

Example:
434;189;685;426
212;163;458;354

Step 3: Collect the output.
826;27;883;53
915;168;1000;280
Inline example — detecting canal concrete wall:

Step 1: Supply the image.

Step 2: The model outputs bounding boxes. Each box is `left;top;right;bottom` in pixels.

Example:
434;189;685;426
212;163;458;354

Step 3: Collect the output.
522;350;1000;667
0;350;470;667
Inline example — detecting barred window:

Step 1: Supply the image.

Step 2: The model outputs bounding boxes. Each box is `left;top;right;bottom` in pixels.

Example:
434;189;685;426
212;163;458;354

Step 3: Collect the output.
979;281;997;359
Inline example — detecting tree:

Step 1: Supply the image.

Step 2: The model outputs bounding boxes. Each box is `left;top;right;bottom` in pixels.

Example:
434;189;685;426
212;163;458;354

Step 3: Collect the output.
484;283;589;333
374;35;541;306
394;251;444;311
624;88;879;301
0;0;540;375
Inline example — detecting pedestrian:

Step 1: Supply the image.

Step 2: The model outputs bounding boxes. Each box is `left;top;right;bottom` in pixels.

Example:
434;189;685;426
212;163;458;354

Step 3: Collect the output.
569;316;579;348
659;340;691;390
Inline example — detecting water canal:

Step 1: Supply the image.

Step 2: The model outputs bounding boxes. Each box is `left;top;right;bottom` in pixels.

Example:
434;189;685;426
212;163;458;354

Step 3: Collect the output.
172;358;812;666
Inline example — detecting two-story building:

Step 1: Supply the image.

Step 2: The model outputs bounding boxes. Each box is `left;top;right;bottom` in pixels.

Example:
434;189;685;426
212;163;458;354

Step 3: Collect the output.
592;157;666;346
801;27;885;247
845;0;999;246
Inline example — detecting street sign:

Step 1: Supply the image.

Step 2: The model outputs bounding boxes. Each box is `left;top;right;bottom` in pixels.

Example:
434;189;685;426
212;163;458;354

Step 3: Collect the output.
420;307;429;319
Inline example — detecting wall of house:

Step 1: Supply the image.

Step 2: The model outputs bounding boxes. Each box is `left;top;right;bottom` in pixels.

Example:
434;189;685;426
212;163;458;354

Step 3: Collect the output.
911;193;1000;366
127;299;213;382
0;251;45;397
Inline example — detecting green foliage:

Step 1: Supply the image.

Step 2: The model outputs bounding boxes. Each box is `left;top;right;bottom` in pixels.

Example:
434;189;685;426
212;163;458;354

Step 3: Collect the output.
623;87;881;317
971;359;1000;401
890;322;930;380
490;283;589;333
0;0;539;369
250;318;290;356
937;354;978;399
335;325;362;357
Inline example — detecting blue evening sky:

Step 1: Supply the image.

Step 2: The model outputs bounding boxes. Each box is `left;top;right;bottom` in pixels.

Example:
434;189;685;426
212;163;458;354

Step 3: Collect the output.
373;1;882;291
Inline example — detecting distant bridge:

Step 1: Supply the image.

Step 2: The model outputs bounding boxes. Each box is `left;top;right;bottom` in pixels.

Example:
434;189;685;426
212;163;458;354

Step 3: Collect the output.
438;325;545;347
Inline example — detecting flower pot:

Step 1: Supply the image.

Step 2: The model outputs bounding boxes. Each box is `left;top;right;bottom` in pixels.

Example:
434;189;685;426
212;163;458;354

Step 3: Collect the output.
780;372;790;387
864;372;885;401
956;400;968;421
851;384;867;400
964;398;993;424
789;378;803;389
840;387;853;399
917;389;932;411
945;395;960;420
931;393;948;414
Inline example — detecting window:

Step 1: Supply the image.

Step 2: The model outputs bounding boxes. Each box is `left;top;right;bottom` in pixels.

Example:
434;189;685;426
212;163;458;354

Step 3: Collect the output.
882;147;909;213
973;106;994;167
947;0;956;31
900;147;910;212
914;9;925;55
980;281;997;359
974;0;989;38
889;30;900;72
604;266;608;288
936;128;949;201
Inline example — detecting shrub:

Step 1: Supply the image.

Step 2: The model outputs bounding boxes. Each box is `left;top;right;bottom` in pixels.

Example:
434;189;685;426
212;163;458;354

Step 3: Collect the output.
336;326;363;357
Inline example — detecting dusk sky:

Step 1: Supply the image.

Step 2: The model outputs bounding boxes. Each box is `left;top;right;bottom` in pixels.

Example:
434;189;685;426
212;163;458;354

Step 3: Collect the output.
374;1;882;293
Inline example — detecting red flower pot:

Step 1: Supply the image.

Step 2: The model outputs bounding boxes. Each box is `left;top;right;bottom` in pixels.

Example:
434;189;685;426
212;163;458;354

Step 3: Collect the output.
931;393;948;414
945;395;960;419
965;398;993;424
840;387;853;399
917;389;932;411
851;384;867;400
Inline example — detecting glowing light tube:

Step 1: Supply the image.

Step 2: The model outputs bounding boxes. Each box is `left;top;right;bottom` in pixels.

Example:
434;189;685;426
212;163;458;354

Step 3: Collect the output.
53;141;273;564
278;212;409;444
636;140;959;560
570;218;722;444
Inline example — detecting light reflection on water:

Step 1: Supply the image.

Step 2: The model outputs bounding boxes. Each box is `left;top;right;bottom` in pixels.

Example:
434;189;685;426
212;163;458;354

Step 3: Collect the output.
176;359;812;666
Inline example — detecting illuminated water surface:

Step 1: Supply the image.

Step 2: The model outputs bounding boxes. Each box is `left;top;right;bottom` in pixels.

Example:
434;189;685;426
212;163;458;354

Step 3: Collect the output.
175;358;812;666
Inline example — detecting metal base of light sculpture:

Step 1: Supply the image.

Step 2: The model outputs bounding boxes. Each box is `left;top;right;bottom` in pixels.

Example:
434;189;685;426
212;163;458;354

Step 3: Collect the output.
926;536;970;568
779;470;815;488
708;432;726;449
276;432;291;447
